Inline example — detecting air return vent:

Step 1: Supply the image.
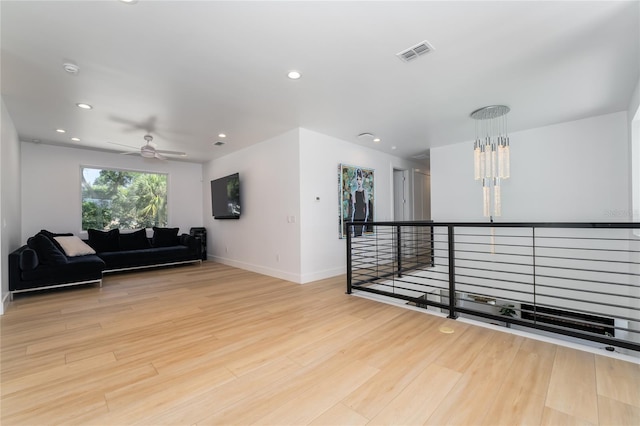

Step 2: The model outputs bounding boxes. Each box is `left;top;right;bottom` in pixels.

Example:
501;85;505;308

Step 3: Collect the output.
412;152;430;160
396;40;434;62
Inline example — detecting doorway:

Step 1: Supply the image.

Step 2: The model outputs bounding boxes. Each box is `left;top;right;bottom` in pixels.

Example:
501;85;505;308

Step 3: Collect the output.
393;168;409;221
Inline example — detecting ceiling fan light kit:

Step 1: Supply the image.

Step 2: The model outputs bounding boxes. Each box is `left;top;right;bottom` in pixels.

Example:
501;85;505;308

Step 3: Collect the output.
114;134;187;160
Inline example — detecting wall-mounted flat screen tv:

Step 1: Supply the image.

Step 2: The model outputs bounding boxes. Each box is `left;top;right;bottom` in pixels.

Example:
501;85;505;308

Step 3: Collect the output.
211;173;241;219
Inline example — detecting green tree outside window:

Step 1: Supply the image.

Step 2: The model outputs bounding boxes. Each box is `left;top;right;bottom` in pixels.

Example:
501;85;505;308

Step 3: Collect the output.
81;167;168;230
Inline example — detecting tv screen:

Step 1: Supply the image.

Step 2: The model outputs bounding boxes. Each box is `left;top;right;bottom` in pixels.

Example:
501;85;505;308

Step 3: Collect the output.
211;173;241;219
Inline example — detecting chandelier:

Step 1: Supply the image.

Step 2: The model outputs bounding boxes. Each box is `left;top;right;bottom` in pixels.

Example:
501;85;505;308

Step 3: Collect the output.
472;105;510;218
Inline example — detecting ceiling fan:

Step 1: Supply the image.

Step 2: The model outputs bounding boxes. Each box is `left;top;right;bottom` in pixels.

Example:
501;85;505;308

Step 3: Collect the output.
110;134;186;160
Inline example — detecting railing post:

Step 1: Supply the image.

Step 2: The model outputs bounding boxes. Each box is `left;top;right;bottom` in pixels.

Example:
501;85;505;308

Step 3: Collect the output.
397;225;403;278
346;223;352;294
447;224;458;319
430;224;435;267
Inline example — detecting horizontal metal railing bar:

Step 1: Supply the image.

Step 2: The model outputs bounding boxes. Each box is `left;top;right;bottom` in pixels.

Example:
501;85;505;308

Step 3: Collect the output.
454;248;537;258
453;241;534;249
454;242;640;257
455;264;640;290
534;256;640;268
533;273;640;289
454;256;534;269
349;221;640;229
534;247;640;256
534;235;640;242
531;263;640;277
454;272;534;287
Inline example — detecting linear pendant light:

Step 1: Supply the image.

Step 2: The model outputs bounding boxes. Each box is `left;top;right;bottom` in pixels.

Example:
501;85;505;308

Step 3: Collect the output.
471;105;510;218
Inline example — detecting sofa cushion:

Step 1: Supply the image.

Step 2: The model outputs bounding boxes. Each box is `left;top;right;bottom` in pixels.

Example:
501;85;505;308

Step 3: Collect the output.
19;248;39;271
119;229;151;250
40;229;73;252
28;233;68;265
152;227;179;247
54;236;96;257
88;228;120;252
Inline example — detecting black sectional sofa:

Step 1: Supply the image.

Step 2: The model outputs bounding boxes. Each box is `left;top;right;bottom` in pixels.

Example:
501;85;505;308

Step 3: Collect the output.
9;227;202;299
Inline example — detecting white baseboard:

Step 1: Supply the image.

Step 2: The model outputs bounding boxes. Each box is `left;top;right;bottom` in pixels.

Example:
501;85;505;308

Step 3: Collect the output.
209;255;345;285
211;255;303;283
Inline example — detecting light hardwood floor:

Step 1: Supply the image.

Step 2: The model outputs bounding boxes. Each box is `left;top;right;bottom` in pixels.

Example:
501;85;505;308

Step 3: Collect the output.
1;261;639;425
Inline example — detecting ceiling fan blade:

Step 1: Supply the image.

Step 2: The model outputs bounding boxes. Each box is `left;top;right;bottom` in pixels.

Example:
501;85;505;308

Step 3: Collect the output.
154;152;167;160
120;151;140;156
156;149;187;156
108;141;139;149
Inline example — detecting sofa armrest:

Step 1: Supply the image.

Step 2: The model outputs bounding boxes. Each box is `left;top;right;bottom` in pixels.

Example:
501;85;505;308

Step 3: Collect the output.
9;245;38;291
179;233;201;258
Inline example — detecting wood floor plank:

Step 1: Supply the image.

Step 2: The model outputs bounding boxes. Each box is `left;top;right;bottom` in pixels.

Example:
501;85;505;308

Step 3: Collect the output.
481;339;557;426
540;406;597;426
341;317;466;419
597;395;640;426
1;261;638;425
137;356;303;425
545;346;599;424
595;354;640;408
308;402;370;426
425;332;524;425
367;363;462;425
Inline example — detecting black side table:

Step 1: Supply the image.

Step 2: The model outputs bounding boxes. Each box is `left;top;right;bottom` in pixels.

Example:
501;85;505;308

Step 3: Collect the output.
189;227;207;260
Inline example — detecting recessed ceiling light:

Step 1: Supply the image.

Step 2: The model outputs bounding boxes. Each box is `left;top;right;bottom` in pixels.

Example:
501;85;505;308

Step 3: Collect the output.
119;0;138;4
71;137;81;142
76;103;93;110
218;133;227;138
63;62;79;75
56;129;66;133
373;138;381;143
391;146;397;150
287;70;301;80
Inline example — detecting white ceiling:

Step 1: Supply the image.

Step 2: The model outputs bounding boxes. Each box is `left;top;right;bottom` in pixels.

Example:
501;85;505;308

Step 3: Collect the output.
2;1;638;164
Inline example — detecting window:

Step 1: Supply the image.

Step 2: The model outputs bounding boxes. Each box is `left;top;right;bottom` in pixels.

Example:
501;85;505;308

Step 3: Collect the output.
81;167;168;230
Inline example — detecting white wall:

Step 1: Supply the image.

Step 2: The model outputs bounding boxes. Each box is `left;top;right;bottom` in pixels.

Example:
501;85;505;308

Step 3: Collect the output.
432;112;629;222
203;127;426;284
21;143;203;241
202;129;302;282
298;128;424;283
1;98;22;313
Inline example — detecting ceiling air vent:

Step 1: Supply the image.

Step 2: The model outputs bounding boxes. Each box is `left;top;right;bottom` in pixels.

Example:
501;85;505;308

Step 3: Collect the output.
412;152;430;160
396;40;434;63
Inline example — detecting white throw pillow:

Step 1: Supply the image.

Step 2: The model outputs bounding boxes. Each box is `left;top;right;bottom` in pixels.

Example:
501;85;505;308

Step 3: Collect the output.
54;235;96;257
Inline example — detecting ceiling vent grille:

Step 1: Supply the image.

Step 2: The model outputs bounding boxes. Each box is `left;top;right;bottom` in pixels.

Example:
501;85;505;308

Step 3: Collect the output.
397;40;434;63
412;152;430;160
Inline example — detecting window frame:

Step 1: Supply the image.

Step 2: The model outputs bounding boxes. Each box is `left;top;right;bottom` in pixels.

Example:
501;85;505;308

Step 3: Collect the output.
80;165;170;231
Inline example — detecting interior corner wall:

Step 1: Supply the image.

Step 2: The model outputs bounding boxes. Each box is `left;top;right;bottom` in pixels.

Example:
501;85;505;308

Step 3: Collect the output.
202;129;302;282
298;128;426;283
431;112;629;222
629;76;640;221
1;98;22;314
20;143;203;241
